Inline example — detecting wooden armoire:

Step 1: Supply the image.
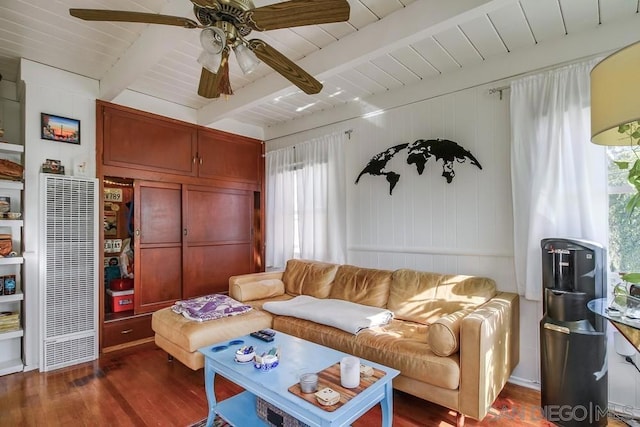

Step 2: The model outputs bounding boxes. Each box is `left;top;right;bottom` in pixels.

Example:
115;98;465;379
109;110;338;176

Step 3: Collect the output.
97;100;264;352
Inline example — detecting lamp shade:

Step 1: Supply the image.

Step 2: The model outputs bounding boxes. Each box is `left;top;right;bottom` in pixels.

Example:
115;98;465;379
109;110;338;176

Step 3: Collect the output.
590;41;640;146
200;27;226;54
197;50;222;73
234;43;260;75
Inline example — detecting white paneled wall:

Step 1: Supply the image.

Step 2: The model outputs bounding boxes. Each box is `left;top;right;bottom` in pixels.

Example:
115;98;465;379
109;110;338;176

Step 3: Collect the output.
345;86;515;290
268;83;518;293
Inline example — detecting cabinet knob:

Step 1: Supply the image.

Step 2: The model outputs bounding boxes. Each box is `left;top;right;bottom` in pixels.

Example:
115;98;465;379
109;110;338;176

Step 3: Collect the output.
135;229;140;236
193;157;196;164
184;228;188;236
121;329;133;334
199;157;203;165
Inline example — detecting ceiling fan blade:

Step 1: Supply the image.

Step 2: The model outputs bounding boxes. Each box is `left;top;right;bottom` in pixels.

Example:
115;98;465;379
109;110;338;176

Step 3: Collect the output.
197;49;231;99
198;68;221;99
69;9;199;29
245;0;350;31
190;0;217;7
248;39;322;95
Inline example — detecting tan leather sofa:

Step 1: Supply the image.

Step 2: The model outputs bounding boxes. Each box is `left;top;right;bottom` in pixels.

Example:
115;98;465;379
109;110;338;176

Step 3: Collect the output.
228;259;520;424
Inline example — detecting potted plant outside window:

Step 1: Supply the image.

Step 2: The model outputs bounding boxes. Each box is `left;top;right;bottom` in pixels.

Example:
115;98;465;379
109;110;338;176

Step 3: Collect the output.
611;122;640;302
613;121;640;215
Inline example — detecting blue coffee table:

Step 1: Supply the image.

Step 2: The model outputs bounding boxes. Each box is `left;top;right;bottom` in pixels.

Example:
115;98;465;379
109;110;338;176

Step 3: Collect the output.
198;331;399;427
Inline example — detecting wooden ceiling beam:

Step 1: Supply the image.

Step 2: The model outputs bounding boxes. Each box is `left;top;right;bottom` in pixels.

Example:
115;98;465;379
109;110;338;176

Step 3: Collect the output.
98;0;194;101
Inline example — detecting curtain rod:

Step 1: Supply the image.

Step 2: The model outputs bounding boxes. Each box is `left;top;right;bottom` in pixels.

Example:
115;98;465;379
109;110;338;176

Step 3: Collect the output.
488;85;510;100
488;85;510;94
264;117;356;142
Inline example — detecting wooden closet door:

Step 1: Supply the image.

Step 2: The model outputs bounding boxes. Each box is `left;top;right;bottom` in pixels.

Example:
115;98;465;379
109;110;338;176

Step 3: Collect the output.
134;181;183;314
182;185;254;297
197;129;262;185
103;107;197;176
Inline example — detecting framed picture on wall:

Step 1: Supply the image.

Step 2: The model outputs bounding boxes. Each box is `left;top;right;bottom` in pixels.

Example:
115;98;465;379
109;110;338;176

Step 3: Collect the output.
104;211;118;237
41;113;80;144
41;159;65;174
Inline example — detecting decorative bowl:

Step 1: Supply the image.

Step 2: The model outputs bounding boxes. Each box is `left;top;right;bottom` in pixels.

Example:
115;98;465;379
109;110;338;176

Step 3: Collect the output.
253;354;278;371
235;347;256;363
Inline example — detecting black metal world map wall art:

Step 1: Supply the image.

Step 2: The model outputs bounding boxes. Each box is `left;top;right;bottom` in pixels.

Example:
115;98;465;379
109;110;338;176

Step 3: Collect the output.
355;138;482;195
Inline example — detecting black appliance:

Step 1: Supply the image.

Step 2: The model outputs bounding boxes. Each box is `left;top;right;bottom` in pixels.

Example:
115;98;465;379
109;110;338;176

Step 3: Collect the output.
540;238;608;427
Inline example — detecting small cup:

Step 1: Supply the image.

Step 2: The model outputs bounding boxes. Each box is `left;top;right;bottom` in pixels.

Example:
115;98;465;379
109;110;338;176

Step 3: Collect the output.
7;212;20;219
299;373;318;393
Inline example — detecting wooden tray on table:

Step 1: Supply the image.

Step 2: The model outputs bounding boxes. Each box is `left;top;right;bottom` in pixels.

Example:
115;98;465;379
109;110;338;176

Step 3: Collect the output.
287;362;386;412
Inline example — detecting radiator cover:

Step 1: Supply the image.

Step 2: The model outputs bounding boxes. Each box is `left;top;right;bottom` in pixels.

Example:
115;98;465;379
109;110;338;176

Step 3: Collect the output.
40;174;98;371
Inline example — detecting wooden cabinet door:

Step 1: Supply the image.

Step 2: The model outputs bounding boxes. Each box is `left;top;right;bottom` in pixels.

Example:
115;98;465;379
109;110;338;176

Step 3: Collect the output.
197;129;263;185
103;107;197;176
182;186;254;297
134;181;183;313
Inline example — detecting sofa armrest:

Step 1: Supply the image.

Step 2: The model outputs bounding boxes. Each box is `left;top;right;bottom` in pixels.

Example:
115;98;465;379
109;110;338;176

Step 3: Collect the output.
229;271;285;302
459;292;520;421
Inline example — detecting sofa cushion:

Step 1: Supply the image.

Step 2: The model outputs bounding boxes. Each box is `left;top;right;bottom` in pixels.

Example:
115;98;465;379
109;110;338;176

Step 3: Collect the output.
151;306;273;352
281;259;338;298
231;279;284;302
388;269;496;324
428;309;473;357
328;265;392;308
273;316;461;390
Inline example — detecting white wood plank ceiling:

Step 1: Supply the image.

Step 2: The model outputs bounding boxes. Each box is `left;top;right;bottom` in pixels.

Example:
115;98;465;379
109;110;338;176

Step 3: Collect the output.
0;0;639;130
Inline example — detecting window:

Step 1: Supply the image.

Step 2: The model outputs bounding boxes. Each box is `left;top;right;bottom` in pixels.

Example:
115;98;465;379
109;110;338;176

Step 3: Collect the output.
607;146;640;273
265;133;346;269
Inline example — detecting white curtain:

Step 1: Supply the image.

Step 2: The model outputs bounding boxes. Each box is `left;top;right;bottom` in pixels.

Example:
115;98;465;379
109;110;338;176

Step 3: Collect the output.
265;146;296;269
510;59;608;301
266;132;347;269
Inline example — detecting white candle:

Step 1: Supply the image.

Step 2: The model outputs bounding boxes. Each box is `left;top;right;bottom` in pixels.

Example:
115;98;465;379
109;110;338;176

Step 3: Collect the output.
340;356;360;388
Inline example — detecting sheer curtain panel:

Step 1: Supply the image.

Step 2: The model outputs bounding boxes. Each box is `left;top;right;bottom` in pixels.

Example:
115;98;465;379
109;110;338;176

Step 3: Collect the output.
266;133;347;269
510;60;608;301
265;146;296;270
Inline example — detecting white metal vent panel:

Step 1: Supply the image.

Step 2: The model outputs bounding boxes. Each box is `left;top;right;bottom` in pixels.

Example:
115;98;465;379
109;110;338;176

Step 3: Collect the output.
44;333;96;371
40;174;98;372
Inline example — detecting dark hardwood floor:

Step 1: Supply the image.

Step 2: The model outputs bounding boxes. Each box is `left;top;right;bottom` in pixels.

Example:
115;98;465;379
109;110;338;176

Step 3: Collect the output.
0;343;626;426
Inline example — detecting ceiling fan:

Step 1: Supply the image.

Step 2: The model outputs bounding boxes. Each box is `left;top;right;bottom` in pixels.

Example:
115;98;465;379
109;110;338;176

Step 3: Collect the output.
69;0;350;99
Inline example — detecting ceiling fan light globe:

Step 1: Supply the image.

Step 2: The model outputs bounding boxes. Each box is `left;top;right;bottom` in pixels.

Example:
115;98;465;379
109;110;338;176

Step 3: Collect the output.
198;51;222;73
234;44;261;75
200;27;226;55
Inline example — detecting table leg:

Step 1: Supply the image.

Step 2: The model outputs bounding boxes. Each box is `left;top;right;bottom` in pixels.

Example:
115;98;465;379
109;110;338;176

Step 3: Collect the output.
380;381;394;426
204;360;218;427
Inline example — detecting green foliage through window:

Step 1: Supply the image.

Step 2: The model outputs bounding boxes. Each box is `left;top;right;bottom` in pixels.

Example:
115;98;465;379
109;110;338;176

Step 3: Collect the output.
608;145;640;273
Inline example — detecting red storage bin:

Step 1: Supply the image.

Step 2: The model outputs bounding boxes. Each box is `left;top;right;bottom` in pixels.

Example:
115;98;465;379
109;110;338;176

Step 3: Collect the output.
107;289;134;312
110;278;133;291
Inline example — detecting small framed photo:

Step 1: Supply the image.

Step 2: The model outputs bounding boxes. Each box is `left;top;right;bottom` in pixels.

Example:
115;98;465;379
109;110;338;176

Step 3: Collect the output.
41;113;80;144
42;159;65;175
104;211;118;237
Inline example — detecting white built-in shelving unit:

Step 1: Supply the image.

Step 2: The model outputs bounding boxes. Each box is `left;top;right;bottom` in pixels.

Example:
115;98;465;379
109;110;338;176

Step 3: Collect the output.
0;141;25;375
